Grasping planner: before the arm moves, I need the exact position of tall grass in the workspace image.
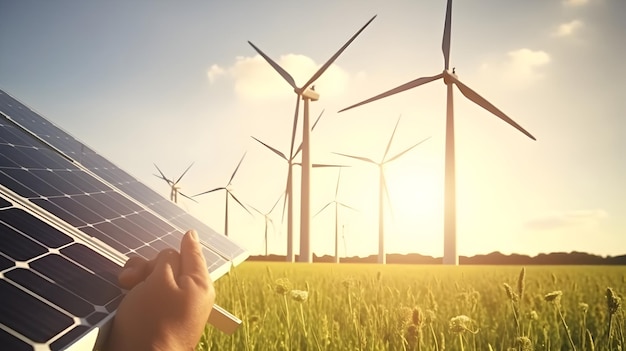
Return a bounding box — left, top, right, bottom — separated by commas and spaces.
198, 263, 625, 351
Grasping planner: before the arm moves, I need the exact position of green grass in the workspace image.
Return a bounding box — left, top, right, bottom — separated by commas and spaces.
198, 262, 625, 351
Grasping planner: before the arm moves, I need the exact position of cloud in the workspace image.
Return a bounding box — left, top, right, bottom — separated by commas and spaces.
562, 0, 589, 6
524, 209, 608, 231
552, 20, 584, 37
207, 64, 225, 84
479, 48, 551, 88
207, 54, 350, 100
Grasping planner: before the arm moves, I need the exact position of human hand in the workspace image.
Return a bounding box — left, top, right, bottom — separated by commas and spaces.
104, 229, 215, 351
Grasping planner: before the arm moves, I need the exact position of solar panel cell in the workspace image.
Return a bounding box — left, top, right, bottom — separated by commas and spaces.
0, 208, 73, 248
0, 280, 73, 343
0, 222, 47, 261
0, 327, 31, 351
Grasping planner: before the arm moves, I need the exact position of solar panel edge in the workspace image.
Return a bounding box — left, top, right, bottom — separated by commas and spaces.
0, 90, 249, 268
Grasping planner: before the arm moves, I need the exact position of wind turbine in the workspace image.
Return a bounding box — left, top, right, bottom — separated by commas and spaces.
193, 153, 251, 237
153, 162, 196, 204
251, 110, 324, 262
334, 117, 430, 264
249, 194, 283, 257
313, 168, 357, 264
248, 15, 376, 263
339, 0, 536, 265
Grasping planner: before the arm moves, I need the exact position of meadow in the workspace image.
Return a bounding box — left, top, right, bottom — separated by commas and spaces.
199, 262, 625, 351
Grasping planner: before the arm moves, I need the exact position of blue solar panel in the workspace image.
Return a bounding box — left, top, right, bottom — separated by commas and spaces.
0, 89, 248, 350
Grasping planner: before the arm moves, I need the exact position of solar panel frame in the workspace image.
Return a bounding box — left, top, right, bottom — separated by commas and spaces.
0, 89, 249, 350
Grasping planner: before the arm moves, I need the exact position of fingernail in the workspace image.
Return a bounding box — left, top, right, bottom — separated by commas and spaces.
189, 229, 199, 242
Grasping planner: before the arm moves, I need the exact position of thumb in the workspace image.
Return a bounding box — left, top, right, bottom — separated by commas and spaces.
180, 230, 210, 284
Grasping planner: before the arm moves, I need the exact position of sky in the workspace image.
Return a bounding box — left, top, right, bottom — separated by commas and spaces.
0, 0, 624, 259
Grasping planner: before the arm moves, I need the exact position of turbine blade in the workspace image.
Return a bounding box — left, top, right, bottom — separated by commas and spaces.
230, 192, 252, 216
442, 0, 453, 70
313, 202, 333, 218
175, 162, 194, 185
248, 204, 264, 216
337, 202, 358, 212
228, 152, 247, 185
311, 163, 348, 168
251, 136, 288, 161
451, 76, 536, 140
311, 109, 325, 131
270, 194, 283, 213
339, 73, 444, 113
335, 168, 342, 198
153, 173, 173, 185
333, 152, 376, 164
179, 192, 198, 203
386, 136, 431, 164
383, 116, 402, 161
301, 15, 377, 91
153, 164, 172, 184
280, 169, 290, 224
247, 41, 297, 90
192, 187, 225, 197
289, 96, 300, 158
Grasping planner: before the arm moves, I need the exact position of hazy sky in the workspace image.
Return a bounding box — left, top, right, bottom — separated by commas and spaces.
1, 0, 624, 259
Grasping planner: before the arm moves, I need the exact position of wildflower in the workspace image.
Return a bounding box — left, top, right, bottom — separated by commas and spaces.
290, 289, 309, 303
528, 310, 539, 320
515, 336, 533, 351
449, 315, 478, 334
579, 302, 589, 314
544, 290, 562, 303
606, 287, 621, 315
274, 278, 292, 295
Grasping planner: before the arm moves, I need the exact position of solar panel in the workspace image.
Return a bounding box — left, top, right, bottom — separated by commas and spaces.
0, 89, 248, 350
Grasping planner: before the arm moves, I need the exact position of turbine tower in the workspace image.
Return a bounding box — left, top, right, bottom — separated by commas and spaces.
251, 110, 325, 262
193, 153, 251, 237
339, 0, 535, 265
313, 168, 357, 264
334, 117, 430, 264
248, 15, 376, 263
153, 162, 195, 204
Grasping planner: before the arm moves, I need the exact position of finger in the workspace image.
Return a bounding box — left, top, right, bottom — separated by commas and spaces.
147, 248, 181, 288
179, 230, 210, 285
118, 256, 149, 289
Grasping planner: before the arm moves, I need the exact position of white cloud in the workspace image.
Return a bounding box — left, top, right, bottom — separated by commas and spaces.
562, 0, 589, 6
552, 20, 584, 37
479, 48, 551, 88
207, 64, 225, 84
209, 54, 350, 100
524, 209, 608, 231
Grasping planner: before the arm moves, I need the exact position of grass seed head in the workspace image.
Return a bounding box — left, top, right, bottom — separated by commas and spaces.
411, 307, 423, 328
544, 290, 562, 303
515, 336, 532, 351
606, 287, 621, 315
449, 315, 478, 334
503, 283, 519, 303
517, 267, 526, 299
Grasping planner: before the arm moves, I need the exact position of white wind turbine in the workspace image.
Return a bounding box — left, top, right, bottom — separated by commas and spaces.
251, 110, 324, 262
248, 15, 376, 263
334, 117, 430, 264
153, 162, 196, 204
249, 194, 283, 257
313, 168, 357, 264
193, 153, 251, 237
339, 0, 536, 265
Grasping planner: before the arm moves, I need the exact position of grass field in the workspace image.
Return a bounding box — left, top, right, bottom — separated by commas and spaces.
199, 262, 625, 351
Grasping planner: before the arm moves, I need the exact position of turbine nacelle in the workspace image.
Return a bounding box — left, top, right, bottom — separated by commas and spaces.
442, 69, 458, 85
300, 87, 320, 101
